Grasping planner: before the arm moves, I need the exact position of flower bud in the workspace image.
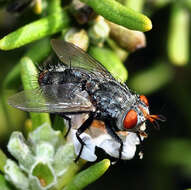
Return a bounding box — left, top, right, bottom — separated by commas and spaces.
64, 28, 89, 51
107, 20, 146, 52
88, 16, 110, 47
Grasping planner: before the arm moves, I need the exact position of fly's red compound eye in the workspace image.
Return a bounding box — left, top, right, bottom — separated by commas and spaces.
123, 110, 138, 129
140, 95, 149, 106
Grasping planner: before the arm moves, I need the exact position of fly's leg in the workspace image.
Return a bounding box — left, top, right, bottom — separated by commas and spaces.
62, 115, 72, 138
137, 132, 142, 143
136, 131, 145, 159
136, 121, 147, 159
57, 113, 72, 138
75, 112, 94, 162
105, 120, 123, 161
59, 111, 90, 138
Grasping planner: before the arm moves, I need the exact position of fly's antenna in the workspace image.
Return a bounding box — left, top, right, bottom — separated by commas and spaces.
139, 106, 166, 131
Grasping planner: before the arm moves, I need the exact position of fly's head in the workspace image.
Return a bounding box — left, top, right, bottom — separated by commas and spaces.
118, 95, 165, 136
38, 69, 50, 86
38, 69, 61, 86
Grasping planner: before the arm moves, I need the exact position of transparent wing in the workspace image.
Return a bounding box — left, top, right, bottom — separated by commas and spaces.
51, 39, 113, 78
8, 83, 94, 113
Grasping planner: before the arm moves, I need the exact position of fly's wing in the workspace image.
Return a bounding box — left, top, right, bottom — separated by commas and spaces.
8, 83, 94, 113
51, 39, 113, 78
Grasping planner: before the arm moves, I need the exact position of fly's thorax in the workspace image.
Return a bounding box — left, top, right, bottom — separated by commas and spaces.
85, 79, 99, 95
88, 81, 131, 118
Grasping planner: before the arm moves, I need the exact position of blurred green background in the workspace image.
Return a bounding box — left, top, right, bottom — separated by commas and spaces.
0, 0, 191, 190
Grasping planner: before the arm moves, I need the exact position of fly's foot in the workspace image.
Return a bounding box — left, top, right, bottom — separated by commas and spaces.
74, 132, 86, 162
74, 141, 85, 163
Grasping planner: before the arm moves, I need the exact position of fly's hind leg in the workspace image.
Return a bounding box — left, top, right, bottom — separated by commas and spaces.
58, 114, 72, 138
62, 115, 72, 138
75, 112, 94, 162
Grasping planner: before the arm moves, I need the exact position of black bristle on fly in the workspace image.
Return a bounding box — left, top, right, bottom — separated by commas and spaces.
36, 56, 63, 73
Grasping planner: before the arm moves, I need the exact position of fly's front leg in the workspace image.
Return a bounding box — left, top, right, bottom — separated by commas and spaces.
105, 119, 123, 161
75, 112, 95, 162
136, 131, 146, 159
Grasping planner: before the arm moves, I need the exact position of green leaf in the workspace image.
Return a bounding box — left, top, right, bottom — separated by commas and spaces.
28, 123, 64, 148
128, 62, 174, 95
0, 149, 7, 173
0, 174, 12, 190
25, 38, 51, 63
47, 0, 62, 14
53, 115, 67, 133
125, 0, 144, 12
4, 159, 30, 190
80, 0, 152, 31
20, 57, 51, 129
0, 10, 70, 50
3, 38, 51, 90
63, 159, 110, 190
7, 132, 35, 172
51, 143, 84, 189
167, 3, 190, 66
89, 46, 128, 82
106, 38, 128, 62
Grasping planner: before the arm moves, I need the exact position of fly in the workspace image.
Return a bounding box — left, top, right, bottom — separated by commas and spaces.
8, 39, 165, 161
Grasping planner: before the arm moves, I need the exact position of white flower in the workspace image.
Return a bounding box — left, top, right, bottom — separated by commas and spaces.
71, 130, 97, 162
68, 122, 145, 162
94, 132, 140, 160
